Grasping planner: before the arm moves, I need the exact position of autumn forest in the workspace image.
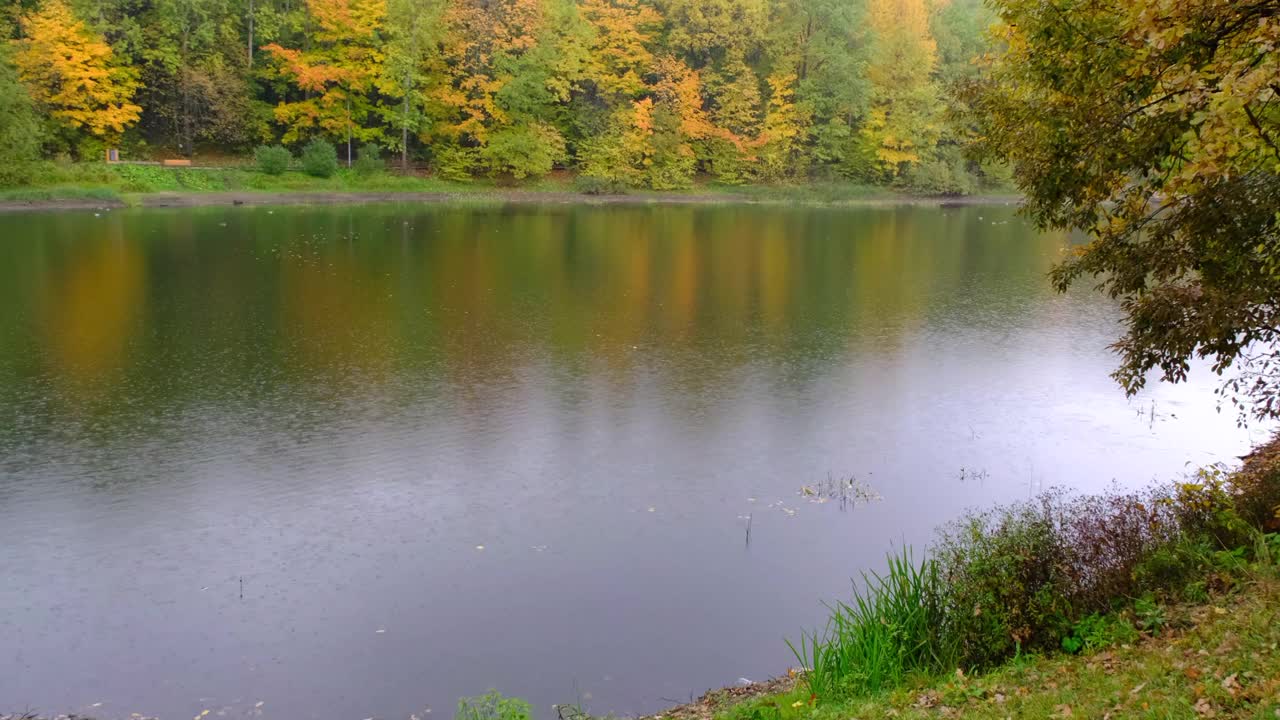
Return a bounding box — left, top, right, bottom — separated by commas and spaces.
0, 0, 1000, 191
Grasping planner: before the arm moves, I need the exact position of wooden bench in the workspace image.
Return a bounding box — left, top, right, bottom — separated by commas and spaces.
162, 159, 193, 167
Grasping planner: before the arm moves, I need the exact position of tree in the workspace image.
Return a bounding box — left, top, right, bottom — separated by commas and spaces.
0, 45, 41, 185
379, 0, 443, 170
642, 54, 717, 188
765, 0, 871, 175
139, 0, 259, 154
263, 0, 387, 164
962, 0, 1280, 421
11, 0, 141, 148
579, 0, 661, 102
755, 71, 807, 181
861, 0, 941, 175
929, 0, 993, 85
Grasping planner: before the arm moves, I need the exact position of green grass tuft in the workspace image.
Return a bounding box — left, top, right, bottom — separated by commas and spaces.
788, 548, 954, 699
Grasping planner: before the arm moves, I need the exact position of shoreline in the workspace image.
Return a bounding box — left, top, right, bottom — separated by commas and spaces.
0, 189, 1021, 213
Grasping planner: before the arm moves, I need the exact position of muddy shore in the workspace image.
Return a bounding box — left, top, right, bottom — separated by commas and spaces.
0, 190, 1020, 213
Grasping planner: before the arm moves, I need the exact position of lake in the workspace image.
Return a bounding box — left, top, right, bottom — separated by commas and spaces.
0, 202, 1260, 720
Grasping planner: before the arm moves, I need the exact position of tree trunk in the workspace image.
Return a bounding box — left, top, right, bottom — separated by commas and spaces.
180, 31, 193, 156
247, 0, 254, 67
402, 93, 409, 173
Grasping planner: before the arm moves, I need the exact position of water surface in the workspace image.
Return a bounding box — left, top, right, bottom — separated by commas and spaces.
0, 203, 1258, 719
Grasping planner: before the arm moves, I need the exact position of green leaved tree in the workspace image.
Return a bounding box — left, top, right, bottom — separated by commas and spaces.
962, 0, 1280, 421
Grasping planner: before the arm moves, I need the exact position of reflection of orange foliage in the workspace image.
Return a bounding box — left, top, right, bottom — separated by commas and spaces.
756, 223, 790, 329
667, 224, 699, 334
43, 237, 145, 384
279, 251, 394, 377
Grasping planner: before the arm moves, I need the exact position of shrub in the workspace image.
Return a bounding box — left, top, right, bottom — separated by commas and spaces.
300, 138, 338, 178
254, 145, 291, 175
479, 122, 566, 180
1230, 438, 1280, 532
1052, 487, 1181, 608
934, 500, 1073, 667
1060, 612, 1138, 654
702, 137, 751, 186
456, 691, 532, 720
352, 144, 383, 176
574, 175, 628, 196
645, 107, 696, 190
433, 144, 479, 182
897, 154, 977, 197
577, 123, 643, 188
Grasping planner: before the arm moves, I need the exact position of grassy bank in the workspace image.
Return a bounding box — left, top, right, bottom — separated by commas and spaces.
0, 161, 1017, 210
700, 573, 1280, 720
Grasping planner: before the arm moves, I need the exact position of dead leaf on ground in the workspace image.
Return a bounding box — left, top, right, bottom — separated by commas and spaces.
913, 691, 939, 708
1054, 704, 1072, 717
1194, 697, 1215, 717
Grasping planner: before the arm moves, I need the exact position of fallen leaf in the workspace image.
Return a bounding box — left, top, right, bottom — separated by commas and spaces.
1221, 674, 1240, 695
914, 691, 939, 709
1054, 704, 1072, 717
1129, 682, 1147, 695
1194, 698, 1215, 717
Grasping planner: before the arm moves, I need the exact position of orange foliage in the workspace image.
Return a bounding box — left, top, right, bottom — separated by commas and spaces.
12, 0, 141, 138
263, 0, 387, 143
432, 0, 546, 142
580, 0, 662, 100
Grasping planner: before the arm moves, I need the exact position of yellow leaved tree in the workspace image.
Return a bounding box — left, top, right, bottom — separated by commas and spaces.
262, 0, 388, 163
12, 0, 141, 148
862, 0, 942, 174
